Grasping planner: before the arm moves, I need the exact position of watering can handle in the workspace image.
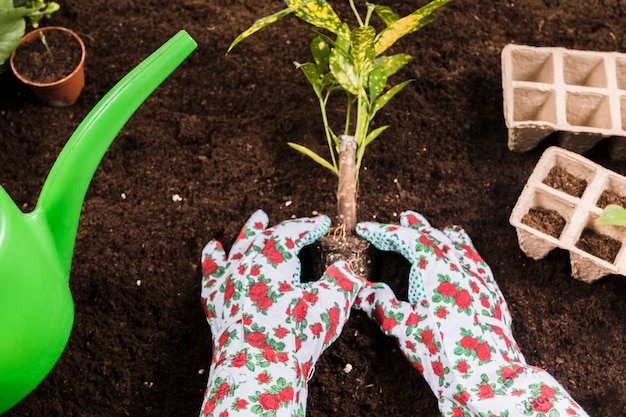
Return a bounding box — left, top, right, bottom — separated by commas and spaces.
32, 30, 198, 277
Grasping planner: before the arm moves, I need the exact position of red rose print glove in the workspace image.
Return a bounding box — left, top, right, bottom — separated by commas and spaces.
199, 210, 364, 417
354, 211, 589, 417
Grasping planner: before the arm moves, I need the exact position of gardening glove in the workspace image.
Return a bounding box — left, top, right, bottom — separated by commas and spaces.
354, 211, 589, 417
199, 210, 364, 417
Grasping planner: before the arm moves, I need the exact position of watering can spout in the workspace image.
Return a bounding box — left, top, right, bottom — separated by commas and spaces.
0, 30, 197, 415
34, 30, 198, 277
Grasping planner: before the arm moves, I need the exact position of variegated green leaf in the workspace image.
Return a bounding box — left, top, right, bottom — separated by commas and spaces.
376, 53, 413, 77
288, 142, 338, 174
351, 26, 376, 73
294, 61, 323, 97
310, 35, 330, 73
368, 65, 387, 102
373, 5, 399, 26
364, 125, 390, 146
374, 0, 451, 55
335, 23, 352, 54
228, 7, 293, 53
329, 48, 358, 95
369, 53, 412, 101
372, 79, 412, 115
285, 0, 345, 35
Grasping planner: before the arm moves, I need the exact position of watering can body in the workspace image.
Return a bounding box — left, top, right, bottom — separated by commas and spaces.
0, 30, 197, 415
0, 199, 74, 412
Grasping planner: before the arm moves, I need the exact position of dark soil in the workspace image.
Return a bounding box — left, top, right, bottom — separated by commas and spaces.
12, 29, 82, 83
1, 0, 626, 416
576, 229, 622, 264
543, 165, 588, 197
522, 207, 566, 239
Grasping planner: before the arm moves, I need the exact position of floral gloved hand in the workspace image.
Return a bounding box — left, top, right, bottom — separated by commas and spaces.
354, 211, 589, 417
199, 210, 364, 417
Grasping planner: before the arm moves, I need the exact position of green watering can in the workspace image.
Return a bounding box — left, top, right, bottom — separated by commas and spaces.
0, 30, 197, 414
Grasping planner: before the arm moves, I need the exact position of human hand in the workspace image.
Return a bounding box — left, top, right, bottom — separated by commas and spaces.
355, 211, 589, 417
199, 210, 364, 416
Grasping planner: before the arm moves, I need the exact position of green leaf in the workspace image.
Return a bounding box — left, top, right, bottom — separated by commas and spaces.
334, 23, 351, 54
598, 204, 626, 226
329, 48, 358, 95
377, 53, 413, 77
288, 142, 338, 174
372, 79, 412, 115
363, 125, 389, 146
368, 54, 411, 101
284, 0, 345, 35
310, 35, 330, 73
374, 0, 451, 55
228, 6, 294, 53
350, 26, 376, 73
0, 11, 25, 66
294, 61, 323, 97
368, 64, 387, 102
373, 5, 400, 26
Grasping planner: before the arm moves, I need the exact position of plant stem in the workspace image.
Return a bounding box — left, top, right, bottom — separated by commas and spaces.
337, 135, 357, 231
348, 0, 364, 27
319, 91, 338, 171
353, 81, 369, 183
39, 31, 52, 55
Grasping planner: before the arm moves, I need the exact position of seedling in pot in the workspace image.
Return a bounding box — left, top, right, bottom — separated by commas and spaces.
228, 0, 451, 233
0, 0, 59, 71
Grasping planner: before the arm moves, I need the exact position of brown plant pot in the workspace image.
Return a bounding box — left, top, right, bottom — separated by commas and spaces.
10, 26, 86, 107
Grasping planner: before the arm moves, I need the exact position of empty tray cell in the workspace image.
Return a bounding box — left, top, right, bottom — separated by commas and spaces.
565, 92, 611, 130
574, 213, 624, 264
621, 95, 626, 130
517, 188, 575, 239
616, 57, 626, 90
540, 151, 596, 197
510, 48, 555, 83
563, 53, 607, 88
513, 87, 557, 123
596, 174, 626, 209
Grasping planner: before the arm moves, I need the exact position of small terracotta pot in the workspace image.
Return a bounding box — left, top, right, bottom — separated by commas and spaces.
10, 26, 86, 107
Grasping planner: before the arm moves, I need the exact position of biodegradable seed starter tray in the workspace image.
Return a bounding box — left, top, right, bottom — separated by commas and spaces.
510, 146, 626, 282
502, 44, 626, 159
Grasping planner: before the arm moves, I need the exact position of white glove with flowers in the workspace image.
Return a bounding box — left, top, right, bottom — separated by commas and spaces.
354, 211, 589, 417
199, 210, 364, 417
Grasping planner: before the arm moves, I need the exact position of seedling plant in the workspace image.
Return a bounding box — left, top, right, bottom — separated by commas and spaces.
229, 0, 451, 231
0, 0, 59, 71
599, 204, 626, 226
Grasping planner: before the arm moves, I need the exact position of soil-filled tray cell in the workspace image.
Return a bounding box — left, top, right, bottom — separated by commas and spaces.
513, 87, 557, 123
574, 214, 625, 265
539, 151, 595, 198
596, 174, 626, 209
515, 188, 576, 238
510, 48, 554, 83
521, 206, 567, 239
563, 53, 607, 88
